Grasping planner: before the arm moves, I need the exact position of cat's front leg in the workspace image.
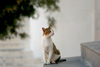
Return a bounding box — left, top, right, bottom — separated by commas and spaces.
43, 51, 46, 64
47, 50, 53, 64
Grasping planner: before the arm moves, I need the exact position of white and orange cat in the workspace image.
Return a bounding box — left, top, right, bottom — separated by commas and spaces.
41, 26, 66, 64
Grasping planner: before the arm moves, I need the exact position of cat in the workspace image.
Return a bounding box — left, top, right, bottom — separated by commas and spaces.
41, 26, 66, 64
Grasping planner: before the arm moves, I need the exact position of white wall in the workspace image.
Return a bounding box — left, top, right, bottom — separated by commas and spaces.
30, 9, 48, 58
30, 0, 94, 58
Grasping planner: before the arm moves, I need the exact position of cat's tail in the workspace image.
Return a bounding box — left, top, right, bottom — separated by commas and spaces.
55, 56, 66, 63
59, 59, 66, 62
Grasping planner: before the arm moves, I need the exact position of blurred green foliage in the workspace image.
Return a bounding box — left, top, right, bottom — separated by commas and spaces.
0, 0, 59, 40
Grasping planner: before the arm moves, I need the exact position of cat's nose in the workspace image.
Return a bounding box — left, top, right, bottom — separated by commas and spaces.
52, 32, 54, 35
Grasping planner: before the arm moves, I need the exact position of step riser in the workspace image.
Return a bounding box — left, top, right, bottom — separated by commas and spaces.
0, 43, 29, 50
0, 59, 38, 63
0, 44, 29, 50
0, 51, 33, 57
81, 43, 100, 67
0, 65, 42, 67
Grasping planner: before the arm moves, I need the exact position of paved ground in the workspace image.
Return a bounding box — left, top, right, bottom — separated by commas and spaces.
44, 56, 91, 67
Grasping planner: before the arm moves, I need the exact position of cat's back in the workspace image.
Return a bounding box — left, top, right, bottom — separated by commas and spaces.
53, 43, 60, 55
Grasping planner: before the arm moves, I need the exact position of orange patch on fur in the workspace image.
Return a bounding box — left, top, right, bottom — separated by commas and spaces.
42, 27, 51, 36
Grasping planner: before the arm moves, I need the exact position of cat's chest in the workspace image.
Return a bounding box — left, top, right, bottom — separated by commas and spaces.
41, 37, 53, 48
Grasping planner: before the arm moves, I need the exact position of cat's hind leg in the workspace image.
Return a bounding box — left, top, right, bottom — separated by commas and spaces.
55, 56, 61, 63
51, 54, 61, 64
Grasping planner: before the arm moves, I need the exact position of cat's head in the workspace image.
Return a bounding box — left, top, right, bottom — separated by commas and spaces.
42, 26, 54, 37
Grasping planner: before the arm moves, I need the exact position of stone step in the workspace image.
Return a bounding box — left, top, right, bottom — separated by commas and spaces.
44, 56, 91, 67
0, 65, 43, 67
0, 51, 33, 58
0, 43, 29, 50
0, 58, 42, 64
0, 64, 43, 67
81, 41, 100, 67
0, 66, 42, 67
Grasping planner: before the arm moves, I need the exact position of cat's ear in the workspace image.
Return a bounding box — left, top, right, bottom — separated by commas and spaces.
42, 27, 45, 32
49, 25, 51, 28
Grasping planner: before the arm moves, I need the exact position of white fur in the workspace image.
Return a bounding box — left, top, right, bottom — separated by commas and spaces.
41, 29, 60, 64
41, 36, 53, 64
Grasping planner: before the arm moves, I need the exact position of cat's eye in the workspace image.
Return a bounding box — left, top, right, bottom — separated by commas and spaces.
50, 31, 51, 32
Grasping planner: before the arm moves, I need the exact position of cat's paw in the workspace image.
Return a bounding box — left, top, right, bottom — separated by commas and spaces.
44, 63, 47, 65
47, 61, 50, 64
43, 61, 47, 65
51, 61, 55, 64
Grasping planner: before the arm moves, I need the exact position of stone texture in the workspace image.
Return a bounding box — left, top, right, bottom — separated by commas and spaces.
0, 51, 33, 58
0, 43, 29, 50
81, 41, 100, 67
44, 57, 91, 67
95, 0, 100, 41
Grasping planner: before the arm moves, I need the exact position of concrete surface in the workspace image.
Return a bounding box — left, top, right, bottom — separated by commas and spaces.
81, 41, 100, 67
44, 56, 91, 67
